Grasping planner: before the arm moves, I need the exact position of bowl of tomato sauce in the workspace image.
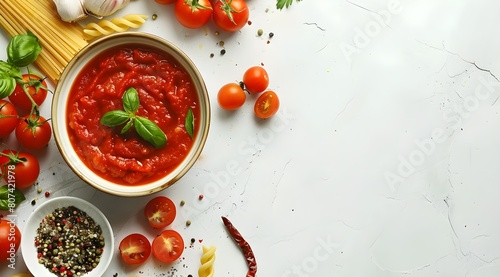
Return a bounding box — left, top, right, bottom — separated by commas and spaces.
52, 33, 210, 196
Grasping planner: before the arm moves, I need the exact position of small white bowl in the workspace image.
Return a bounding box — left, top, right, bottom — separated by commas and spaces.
52, 32, 210, 196
21, 196, 114, 277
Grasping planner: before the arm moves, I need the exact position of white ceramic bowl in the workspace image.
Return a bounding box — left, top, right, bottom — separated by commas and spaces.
52, 32, 210, 196
21, 196, 114, 277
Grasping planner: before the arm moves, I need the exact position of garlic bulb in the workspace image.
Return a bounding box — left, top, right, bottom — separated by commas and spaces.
85, 0, 130, 17
52, 0, 87, 22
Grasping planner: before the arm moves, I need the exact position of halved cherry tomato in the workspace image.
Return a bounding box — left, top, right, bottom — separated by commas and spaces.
254, 91, 280, 119
0, 100, 18, 138
217, 83, 246, 110
9, 73, 48, 114
175, 0, 213, 29
144, 196, 176, 229
152, 230, 184, 263
15, 114, 52, 149
0, 149, 40, 189
119, 233, 151, 265
243, 66, 269, 94
155, 0, 176, 4
213, 0, 249, 32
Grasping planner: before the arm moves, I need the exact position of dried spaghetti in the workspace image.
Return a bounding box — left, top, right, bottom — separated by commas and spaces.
0, 0, 88, 83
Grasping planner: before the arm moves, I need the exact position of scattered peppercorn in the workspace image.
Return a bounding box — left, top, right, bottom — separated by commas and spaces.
248, 20, 252, 25
45, 191, 50, 198
191, 238, 195, 244
269, 32, 274, 38
180, 200, 185, 206
220, 49, 226, 55
37, 187, 42, 193
186, 220, 191, 226
218, 41, 225, 47
210, 53, 214, 58
257, 29, 263, 36
198, 194, 204, 200
215, 31, 220, 36
152, 14, 158, 20
31, 199, 36, 205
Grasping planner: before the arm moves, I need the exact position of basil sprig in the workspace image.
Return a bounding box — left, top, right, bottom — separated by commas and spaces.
100, 87, 167, 148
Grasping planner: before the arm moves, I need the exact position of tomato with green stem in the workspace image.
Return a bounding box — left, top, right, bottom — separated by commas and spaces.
0, 219, 21, 262
119, 233, 151, 265
152, 229, 184, 263
144, 196, 176, 229
0, 100, 18, 138
243, 66, 269, 94
15, 114, 52, 149
213, 0, 249, 32
175, 0, 213, 29
217, 83, 246, 110
9, 73, 48, 114
254, 91, 280, 119
0, 149, 40, 189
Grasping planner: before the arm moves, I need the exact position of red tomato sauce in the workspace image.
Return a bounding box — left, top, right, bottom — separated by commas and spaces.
67, 44, 200, 185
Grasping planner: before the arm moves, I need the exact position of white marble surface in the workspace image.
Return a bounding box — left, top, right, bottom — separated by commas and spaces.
2, 0, 500, 276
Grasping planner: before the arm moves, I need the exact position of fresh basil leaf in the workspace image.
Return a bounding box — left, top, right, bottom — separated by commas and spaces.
0, 72, 16, 99
185, 108, 194, 138
0, 186, 26, 211
135, 116, 167, 148
121, 118, 134, 134
123, 87, 139, 114
0, 60, 22, 79
7, 32, 42, 67
100, 110, 130, 127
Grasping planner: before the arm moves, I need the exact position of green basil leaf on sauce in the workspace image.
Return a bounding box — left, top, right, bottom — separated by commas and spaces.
135, 116, 167, 148
123, 87, 139, 114
0, 185, 26, 211
185, 108, 194, 138
100, 110, 130, 127
121, 119, 134, 134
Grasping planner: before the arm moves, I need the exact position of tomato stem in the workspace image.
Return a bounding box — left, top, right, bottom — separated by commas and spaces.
16, 71, 48, 116
219, 0, 241, 25
0, 150, 27, 165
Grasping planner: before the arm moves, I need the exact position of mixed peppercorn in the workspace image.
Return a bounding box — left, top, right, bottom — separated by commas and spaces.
35, 206, 104, 276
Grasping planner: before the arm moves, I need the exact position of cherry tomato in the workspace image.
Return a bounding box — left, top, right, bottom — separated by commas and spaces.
0, 150, 40, 189
152, 229, 184, 263
213, 0, 249, 32
243, 66, 269, 94
254, 91, 280, 119
0, 100, 18, 138
155, 0, 176, 4
15, 114, 52, 149
175, 0, 213, 29
217, 83, 246, 110
144, 196, 176, 229
0, 219, 21, 262
119, 233, 151, 265
9, 73, 48, 114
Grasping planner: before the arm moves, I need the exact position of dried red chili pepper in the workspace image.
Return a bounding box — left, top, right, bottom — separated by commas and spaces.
221, 216, 257, 277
